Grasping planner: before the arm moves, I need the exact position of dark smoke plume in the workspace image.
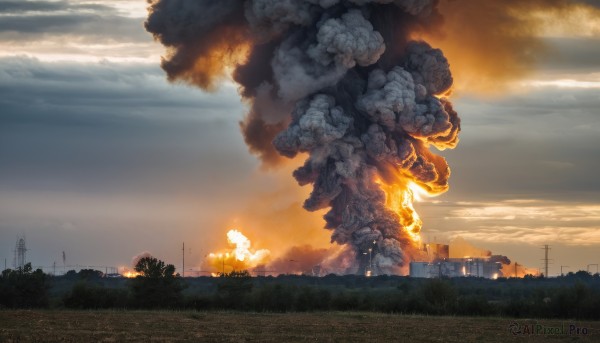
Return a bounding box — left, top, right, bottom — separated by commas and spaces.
267, 245, 330, 275
146, 0, 459, 275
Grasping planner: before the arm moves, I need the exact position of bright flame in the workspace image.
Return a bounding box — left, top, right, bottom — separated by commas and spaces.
123, 271, 141, 278
119, 267, 141, 278
501, 262, 540, 278
205, 229, 271, 273
379, 181, 425, 244
227, 229, 269, 262
408, 181, 433, 202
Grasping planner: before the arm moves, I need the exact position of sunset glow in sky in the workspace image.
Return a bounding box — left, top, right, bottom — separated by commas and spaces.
1, 0, 599, 276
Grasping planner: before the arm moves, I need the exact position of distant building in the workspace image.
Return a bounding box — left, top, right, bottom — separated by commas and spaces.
410, 258, 501, 279
105, 273, 123, 278
410, 242, 502, 279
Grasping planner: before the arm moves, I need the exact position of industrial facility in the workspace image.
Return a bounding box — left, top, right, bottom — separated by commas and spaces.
409, 242, 503, 279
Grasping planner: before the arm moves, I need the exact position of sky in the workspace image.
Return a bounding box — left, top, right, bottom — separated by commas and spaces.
0, 0, 599, 276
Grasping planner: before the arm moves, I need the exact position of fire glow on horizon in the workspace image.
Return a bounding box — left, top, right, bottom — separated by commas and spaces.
206, 229, 270, 274
118, 268, 141, 278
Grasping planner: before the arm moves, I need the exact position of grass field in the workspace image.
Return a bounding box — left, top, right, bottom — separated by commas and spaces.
0, 310, 597, 342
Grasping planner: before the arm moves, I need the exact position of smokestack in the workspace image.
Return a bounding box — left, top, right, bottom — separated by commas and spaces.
146, 0, 461, 275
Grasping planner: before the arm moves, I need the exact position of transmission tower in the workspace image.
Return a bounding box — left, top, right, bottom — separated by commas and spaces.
13, 237, 27, 270
541, 245, 552, 277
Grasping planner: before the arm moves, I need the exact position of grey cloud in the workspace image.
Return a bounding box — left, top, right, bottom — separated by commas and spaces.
0, 56, 241, 123
0, 0, 66, 12
442, 88, 600, 203
0, 1, 147, 42
0, 51, 291, 273
0, 56, 252, 195
0, 0, 109, 14
539, 37, 600, 72
0, 15, 147, 42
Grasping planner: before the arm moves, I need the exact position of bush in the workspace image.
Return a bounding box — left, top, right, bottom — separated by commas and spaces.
420, 279, 457, 315
331, 292, 360, 311
294, 286, 331, 311
215, 270, 253, 310
252, 284, 296, 312
185, 295, 214, 310
63, 282, 128, 309
456, 295, 495, 316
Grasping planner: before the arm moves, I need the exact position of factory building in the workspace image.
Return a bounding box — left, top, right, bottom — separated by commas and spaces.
409, 258, 501, 279
409, 243, 503, 279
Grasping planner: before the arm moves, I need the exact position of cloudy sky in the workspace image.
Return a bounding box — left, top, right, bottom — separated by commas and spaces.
1, 0, 599, 276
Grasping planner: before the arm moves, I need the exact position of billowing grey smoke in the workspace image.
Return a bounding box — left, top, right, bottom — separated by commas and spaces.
146, 0, 460, 275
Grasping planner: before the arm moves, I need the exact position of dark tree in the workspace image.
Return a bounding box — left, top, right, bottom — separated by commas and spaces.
134, 257, 176, 278
0, 263, 50, 308
129, 256, 184, 308
78, 269, 104, 280
64, 270, 78, 279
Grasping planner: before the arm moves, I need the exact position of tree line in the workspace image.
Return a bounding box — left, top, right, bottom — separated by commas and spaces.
2, 257, 600, 319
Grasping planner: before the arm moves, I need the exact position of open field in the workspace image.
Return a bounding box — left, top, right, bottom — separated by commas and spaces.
0, 310, 597, 342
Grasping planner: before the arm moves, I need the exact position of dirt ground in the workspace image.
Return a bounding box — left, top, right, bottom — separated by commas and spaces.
0, 310, 597, 342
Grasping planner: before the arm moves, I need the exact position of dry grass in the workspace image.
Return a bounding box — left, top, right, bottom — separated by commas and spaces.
0, 310, 597, 342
